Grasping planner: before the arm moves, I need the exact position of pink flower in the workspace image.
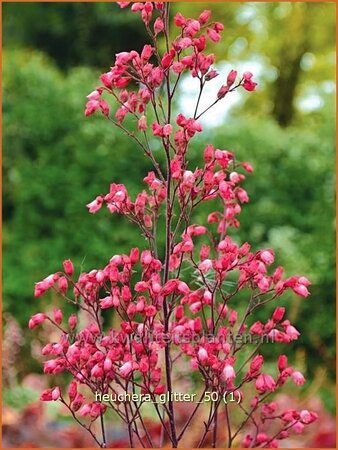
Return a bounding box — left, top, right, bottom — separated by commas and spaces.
68, 314, 77, 330
255, 373, 276, 393
249, 354, 264, 374
28, 313, 46, 329
260, 249, 275, 265
84, 99, 100, 117
117, 2, 130, 8
272, 306, 285, 322
238, 71, 257, 91
163, 124, 173, 136
86, 89, 102, 101
207, 28, 221, 43
100, 295, 114, 309
300, 410, 318, 424
226, 69, 237, 87
197, 348, 208, 363
199, 10, 211, 25
293, 284, 310, 298
68, 381, 77, 401
86, 196, 103, 214
154, 17, 164, 34
174, 12, 186, 27
53, 309, 63, 325
285, 325, 300, 340
162, 50, 175, 69
40, 387, 60, 401
217, 85, 229, 99
292, 371, 306, 386
278, 355, 288, 371
63, 259, 74, 276
141, 44, 153, 61
222, 364, 236, 382
119, 361, 133, 377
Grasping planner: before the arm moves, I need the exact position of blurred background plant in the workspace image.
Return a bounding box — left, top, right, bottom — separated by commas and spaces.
3, 2, 335, 447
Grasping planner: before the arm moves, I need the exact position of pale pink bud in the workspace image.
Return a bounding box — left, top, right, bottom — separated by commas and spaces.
198, 259, 213, 273
298, 276, 311, 286
190, 301, 202, 314
163, 124, 173, 136
86, 89, 101, 101
86, 196, 103, 214
300, 409, 318, 424
182, 170, 195, 187
222, 364, 236, 382
40, 387, 60, 402
260, 249, 275, 265
177, 281, 190, 295
104, 357, 113, 372
197, 348, 208, 363
51, 386, 61, 401
119, 361, 133, 377
286, 325, 300, 340
293, 284, 310, 298
91, 364, 104, 378
78, 404, 92, 417
292, 371, 306, 386
293, 422, 305, 434
138, 115, 147, 131
100, 295, 114, 309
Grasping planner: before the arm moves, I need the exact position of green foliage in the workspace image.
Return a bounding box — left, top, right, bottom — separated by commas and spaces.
3, 3, 149, 70
3, 50, 154, 327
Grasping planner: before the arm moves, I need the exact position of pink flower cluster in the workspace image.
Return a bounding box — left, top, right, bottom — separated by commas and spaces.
31, 3, 316, 448
85, 5, 256, 122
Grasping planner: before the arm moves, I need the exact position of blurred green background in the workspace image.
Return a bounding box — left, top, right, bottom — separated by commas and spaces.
2, 1, 336, 443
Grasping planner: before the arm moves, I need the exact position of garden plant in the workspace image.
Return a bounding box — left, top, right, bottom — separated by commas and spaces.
30, 3, 318, 448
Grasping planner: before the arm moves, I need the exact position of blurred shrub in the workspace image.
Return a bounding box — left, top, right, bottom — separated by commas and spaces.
187, 108, 335, 381
3, 49, 155, 329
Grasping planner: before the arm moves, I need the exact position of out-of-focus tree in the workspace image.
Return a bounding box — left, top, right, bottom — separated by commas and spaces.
3, 2, 149, 70
175, 2, 335, 126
